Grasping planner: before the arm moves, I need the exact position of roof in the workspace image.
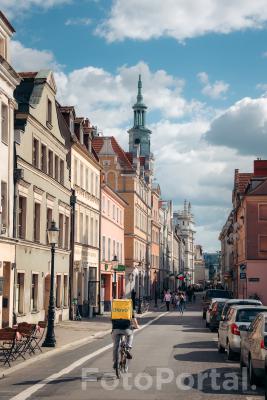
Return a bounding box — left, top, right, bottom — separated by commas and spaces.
234, 171, 253, 194
0, 11, 15, 33
93, 136, 133, 170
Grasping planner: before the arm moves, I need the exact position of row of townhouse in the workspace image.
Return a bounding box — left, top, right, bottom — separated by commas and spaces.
0, 11, 201, 327
219, 159, 267, 305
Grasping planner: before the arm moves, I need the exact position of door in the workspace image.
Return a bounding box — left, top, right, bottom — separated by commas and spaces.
2, 262, 11, 327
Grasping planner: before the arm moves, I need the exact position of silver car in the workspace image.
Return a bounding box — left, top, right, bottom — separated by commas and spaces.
218, 305, 267, 360
220, 299, 262, 322
240, 312, 267, 386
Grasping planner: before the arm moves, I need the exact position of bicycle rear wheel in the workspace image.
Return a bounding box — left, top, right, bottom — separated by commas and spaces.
115, 361, 121, 379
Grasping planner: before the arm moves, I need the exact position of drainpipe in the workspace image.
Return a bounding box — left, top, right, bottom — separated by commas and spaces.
69, 189, 76, 320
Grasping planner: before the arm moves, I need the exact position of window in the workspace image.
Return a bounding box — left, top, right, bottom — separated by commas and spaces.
113, 240, 115, 259
31, 274, 38, 311
80, 163, 84, 188
33, 138, 39, 168
120, 210, 122, 225
74, 210, 78, 242
41, 144, 47, 173
46, 208, 52, 244
47, 98, 52, 125
91, 172, 94, 195
113, 205, 115, 219
1, 103, 8, 145
102, 196, 105, 213
1, 181, 7, 232
108, 238, 111, 261
95, 175, 99, 198
17, 272, 25, 314
79, 213, 83, 244
116, 207, 119, 223
60, 160, 64, 185
65, 216, 69, 249
120, 243, 122, 263
59, 213, 64, 248
107, 200, 110, 216
95, 219, 98, 247
102, 236, 106, 261
85, 168, 89, 191
85, 215, 89, 245
54, 155, 59, 181
117, 242, 119, 261
18, 196, 27, 239
259, 235, 267, 252
56, 275, 62, 308
0, 38, 5, 58
259, 204, 267, 221
63, 275, 68, 307
33, 203, 41, 242
48, 150, 53, 177
90, 217, 94, 245
74, 158, 78, 184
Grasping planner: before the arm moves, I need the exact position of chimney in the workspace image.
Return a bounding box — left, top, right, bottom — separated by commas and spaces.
254, 159, 267, 177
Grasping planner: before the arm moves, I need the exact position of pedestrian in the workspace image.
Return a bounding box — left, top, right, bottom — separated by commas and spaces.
131, 288, 136, 310
178, 292, 185, 315
164, 290, 171, 311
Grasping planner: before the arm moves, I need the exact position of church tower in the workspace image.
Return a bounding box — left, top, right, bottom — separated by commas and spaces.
128, 75, 152, 158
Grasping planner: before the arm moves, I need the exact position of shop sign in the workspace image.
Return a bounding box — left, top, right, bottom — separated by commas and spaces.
113, 264, 126, 272
248, 277, 260, 282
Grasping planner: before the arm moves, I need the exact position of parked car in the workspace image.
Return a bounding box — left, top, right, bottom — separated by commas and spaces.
221, 299, 262, 322
209, 300, 227, 332
206, 298, 226, 328
240, 312, 267, 386
218, 305, 267, 360
202, 289, 233, 319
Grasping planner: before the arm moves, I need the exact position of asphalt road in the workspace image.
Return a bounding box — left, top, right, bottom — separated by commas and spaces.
0, 302, 265, 400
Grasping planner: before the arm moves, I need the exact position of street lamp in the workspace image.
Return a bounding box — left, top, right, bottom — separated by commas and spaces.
138, 261, 143, 314
112, 255, 118, 299
42, 221, 59, 348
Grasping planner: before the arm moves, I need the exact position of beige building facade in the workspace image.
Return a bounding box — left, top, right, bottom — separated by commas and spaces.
0, 12, 21, 328
14, 70, 71, 324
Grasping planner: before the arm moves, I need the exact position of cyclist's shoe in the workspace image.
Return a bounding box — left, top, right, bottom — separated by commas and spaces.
126, 349, 133, 359
113, 362, 117, 369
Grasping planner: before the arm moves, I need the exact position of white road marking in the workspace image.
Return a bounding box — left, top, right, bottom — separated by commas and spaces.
246, 397, 264, 400
10, 311, 168, 400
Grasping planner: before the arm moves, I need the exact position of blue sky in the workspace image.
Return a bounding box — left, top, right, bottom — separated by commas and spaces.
4, 0, 267, 251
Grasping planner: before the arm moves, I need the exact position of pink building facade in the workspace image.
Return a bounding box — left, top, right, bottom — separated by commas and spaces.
100, 184, 126, 311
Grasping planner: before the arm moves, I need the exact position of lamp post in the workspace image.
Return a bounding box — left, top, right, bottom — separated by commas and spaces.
138, 261, 143, 314
42, 221, 59, 348
112, 255, 118, 299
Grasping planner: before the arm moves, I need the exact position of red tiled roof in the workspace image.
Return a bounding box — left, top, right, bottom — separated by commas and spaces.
18, 72, 38, 78
92, 137, 104, 153
92, 136, 133, 169
125, 152, 133, 164
236, 173, 253, 194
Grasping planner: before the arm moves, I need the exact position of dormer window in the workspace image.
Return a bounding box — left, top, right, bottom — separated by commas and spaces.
47, 98, 52, 128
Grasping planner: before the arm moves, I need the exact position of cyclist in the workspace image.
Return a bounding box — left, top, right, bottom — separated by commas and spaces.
112, 300, 140, 369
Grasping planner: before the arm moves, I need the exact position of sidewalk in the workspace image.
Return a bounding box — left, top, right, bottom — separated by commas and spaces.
0, 301, 164, 377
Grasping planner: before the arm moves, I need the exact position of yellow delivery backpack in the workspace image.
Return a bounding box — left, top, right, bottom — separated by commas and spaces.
111, 299, 132, 320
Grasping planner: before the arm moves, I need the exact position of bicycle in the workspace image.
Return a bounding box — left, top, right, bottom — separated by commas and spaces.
114, 334, 130, 379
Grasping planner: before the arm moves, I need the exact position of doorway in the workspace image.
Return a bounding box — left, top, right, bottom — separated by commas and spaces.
2, 262, 11, 327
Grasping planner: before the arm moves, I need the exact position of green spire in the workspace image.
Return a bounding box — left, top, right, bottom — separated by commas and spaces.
137, 74, 143, 104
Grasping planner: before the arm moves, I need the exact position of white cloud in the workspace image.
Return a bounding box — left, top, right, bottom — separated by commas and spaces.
0, 0, 71, 18
96, 0, 267, 42
197, 72, 229, 99
65, 17, 92, 26
55, 61, 203, 131
11, 40, 61, 71
205, 97, 267, 155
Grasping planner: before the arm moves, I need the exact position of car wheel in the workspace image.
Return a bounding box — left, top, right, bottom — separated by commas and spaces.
218, 337, 225, 353
226, 341, 235, 361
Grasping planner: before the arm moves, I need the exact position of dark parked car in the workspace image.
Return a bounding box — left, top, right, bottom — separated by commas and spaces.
202, 289, 233, 319
209, 300, 226, 332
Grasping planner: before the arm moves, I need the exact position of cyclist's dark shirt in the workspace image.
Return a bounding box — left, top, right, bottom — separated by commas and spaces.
112, 310, 135, 330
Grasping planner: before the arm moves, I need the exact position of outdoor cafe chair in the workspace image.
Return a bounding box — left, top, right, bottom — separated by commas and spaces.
0, 328, 17, 367
30, 321, 47, 354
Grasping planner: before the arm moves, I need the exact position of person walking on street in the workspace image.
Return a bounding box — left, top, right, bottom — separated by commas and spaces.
178, 292, 185, 315
164, 290, 171, 311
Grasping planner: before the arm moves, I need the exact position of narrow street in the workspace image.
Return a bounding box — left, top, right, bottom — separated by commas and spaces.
0, 298, 264, 400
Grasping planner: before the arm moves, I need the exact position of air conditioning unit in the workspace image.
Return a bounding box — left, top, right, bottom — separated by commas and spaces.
1, 224, 7, 235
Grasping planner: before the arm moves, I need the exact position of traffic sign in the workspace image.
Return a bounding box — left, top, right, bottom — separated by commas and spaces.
240, 272, 247, 280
